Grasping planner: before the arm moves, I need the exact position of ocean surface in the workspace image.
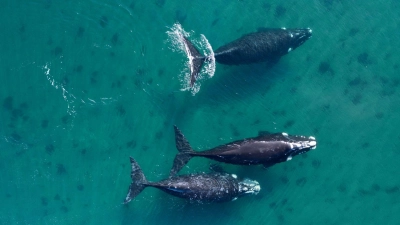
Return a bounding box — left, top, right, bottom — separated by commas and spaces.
1, 0, 399, 224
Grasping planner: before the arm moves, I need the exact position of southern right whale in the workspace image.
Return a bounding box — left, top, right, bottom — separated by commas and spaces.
184, 27, 312, 86
124, 157, 260, 204
170, 126, 317, 177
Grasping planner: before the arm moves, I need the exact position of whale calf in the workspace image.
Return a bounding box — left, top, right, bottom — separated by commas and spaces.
124, 157, 260, 204
170, 126, 317, 177
183, 27, 312, 86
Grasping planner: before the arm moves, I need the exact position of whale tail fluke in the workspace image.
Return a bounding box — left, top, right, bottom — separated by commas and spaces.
124, 157, 148, 204
182, 36, 206, 87
170, 125, 195, 177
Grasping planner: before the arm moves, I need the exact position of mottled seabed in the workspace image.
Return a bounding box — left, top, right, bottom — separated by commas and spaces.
0, 0, 399, 224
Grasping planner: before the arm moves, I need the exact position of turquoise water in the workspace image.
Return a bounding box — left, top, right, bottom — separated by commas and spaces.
1, 0, 399, 224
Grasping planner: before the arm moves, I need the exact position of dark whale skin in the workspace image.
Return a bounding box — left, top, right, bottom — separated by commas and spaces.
149, 173, 241, 202
182, 27, 312, 86
124, 157, 260, 204
214, 28, 312, 65
194, 137, 295, 165
170, 126, 316, 177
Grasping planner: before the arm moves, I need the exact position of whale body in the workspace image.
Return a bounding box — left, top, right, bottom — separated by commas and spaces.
184, 28, 312, 86
214, 28, 312, 65
124, 157, 260, 204
170, 126, 317, 177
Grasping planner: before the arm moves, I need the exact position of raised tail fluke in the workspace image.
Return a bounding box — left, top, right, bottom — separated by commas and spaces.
124, 157, 148, 204
170, 125, 195, 177
181, 36, 206, 87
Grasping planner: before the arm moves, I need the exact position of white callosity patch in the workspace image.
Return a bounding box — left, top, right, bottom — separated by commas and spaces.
309, 141, 317, 149
239, 179, 261, 195
285, 135, 318, 159
289, 140, 317, 150
291, 142, 302, 149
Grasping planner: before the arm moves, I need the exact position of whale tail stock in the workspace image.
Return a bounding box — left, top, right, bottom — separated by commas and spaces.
124, 157, 149, 204
170, 125, 196, 177
181, 36, 206, 87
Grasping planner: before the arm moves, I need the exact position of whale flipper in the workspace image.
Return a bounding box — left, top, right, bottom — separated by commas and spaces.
182, 36, 206, 87
170, 125, 195, 177
124, 157, 148, 204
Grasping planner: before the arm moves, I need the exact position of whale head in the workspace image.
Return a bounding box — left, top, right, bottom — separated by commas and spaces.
284, 133, 317, 160
287, 28, 312, 52
238, 179, 261, 196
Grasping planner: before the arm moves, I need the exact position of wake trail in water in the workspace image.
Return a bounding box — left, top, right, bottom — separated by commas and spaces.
42, 63, 77, 117
41, 62, 119, 129
166, 23, 215, 96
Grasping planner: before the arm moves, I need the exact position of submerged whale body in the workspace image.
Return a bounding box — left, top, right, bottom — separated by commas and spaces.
170, 126, 317, 177
124, 157, 260, 204
185, 27, 312, 86
214, 28, 312, 65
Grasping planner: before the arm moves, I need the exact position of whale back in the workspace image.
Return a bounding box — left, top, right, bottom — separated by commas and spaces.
151, 173, 240, 202
214, 28, 312, 65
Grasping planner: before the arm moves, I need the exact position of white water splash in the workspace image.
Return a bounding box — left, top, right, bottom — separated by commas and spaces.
41, 63, 118, 121
42, 63, 77, 117
166, 23, 215, 95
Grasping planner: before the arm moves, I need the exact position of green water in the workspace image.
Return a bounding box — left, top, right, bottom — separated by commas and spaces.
1, 0, 399, 224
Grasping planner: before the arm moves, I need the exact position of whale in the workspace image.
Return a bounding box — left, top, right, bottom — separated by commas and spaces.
124, 157, 260, 204
170, 126, 317, 177
183, 27, 312, 86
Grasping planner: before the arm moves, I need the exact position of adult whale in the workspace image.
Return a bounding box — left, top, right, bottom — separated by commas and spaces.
170, 126, 317, 177
124, 157, 260, 204
184, 27, 312, 86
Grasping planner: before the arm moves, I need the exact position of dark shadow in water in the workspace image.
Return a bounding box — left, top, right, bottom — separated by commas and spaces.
76, 27, 85, 38
99, 16, 108, 28
3, 96, 13, 111
274, 5, 287, 18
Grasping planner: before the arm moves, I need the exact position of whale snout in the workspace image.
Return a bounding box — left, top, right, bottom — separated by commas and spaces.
298, 28, 312, 39
289, 28, 312, 50
308, 139, 317, 149
239, 179, 261, 195
285, 134, 317, 159
306, 28, 312, 35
